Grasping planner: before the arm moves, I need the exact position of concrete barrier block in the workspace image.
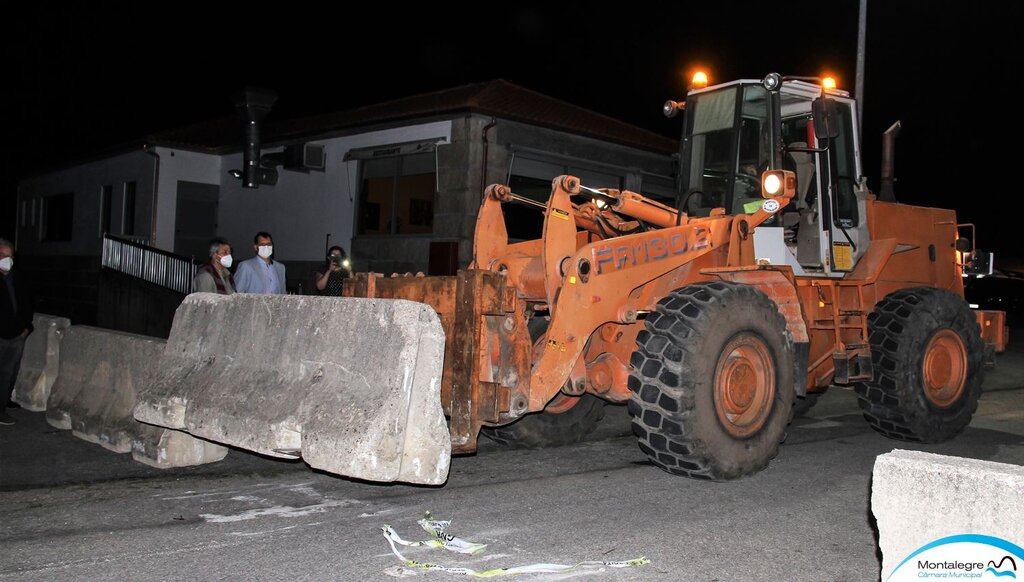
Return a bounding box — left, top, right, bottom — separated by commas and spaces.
46, 327, 164, 451
14, 314, 71, 411
131, 423, 228, 469
136, 293, 450, 485
44, 325, 228, 467
872, 449, 1024, 578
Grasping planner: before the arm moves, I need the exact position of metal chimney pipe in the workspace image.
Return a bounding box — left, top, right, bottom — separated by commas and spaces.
879, 120, 901, 202
232, 88, 278, 189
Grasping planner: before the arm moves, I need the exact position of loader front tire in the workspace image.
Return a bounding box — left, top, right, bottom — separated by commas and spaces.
854, 288, 984, 442
481, 394, 606, 448
628, 282, 795, 480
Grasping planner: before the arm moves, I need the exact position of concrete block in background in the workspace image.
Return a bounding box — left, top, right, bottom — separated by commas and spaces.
135, 293, 449, 485
872, 449, 1024, 578
44, 325, 228, 467
13, 314, 71, 411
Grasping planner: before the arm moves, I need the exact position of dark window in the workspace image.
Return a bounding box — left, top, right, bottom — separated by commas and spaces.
43, 193, 74, 242
831, 103, 859, 227
100, 185, 113, 236
504, 155, 626, 241
358, 153, 435, 235
123, 181, 137, 236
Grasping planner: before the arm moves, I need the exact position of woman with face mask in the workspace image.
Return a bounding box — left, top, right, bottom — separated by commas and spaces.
315, 246, 352, 296
193, 238, 235, 295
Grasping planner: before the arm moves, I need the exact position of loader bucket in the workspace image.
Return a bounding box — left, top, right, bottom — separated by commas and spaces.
134, 293, 450, 485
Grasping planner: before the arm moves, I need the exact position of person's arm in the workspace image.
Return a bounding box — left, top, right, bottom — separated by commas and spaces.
234, 261, 253, 293
16, 273, 34, 336
194, 271, 216, 293
276, 262, 287, 294
315, 270, 329, 291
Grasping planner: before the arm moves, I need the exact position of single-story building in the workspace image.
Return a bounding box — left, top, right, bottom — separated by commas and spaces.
16, 80, 679, 324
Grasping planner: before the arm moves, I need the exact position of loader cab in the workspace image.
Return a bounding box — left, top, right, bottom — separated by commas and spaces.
678, 77, 870, 276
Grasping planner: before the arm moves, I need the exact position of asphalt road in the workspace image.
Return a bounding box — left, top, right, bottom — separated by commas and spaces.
2, 345, 1023, 581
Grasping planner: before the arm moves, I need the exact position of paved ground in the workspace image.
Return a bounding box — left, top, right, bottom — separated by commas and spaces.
2, 342, 1022, 581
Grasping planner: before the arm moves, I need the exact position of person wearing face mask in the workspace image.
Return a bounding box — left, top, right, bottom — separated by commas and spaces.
0, 238, 34, 426
314, 246, 352, 296
234, 231, 287, 294
193, 238, 235, 295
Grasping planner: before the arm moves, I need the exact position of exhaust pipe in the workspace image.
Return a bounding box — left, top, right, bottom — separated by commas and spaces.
232, 88, 278, 189
879, 120, 901, 202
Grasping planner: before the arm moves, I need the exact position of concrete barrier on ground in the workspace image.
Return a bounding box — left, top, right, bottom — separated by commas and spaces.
44, 325, 228, 467
134, 293, 450, 485
13, 314, 71, 411
872, 449, 1024, 579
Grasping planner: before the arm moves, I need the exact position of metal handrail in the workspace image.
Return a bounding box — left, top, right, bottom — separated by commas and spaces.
101, 234, 197, 295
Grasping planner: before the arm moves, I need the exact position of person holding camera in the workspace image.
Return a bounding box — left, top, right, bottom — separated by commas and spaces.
315, 246, 352, 296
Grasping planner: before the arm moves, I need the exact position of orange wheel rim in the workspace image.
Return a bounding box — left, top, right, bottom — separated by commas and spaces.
714, 333, 775, 437
923, 329, 967, 408
544, 393, 581, 414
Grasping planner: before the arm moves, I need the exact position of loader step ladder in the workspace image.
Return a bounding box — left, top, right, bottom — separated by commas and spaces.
808, 280, 874, 385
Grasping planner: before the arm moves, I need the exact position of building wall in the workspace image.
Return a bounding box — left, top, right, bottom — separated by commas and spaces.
217, 120, 453, 279
352, 114, 678, 274
151, 147, 222, 250
16, 149, 157, 256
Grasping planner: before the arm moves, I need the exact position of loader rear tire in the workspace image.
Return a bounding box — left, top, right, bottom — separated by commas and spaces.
628, 282, 795, 480
854, 288, 984, 442
481, 394, 606, 448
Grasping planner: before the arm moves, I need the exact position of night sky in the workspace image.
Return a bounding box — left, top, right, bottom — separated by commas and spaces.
6, 2, 1022, 261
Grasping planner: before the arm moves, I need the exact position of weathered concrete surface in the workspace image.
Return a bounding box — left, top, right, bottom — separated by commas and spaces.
131, 424, 229, 469
12, 314, 71, 411
135, 293, 450, 485
44, 325, 228, 466
872, 449, 1024, 578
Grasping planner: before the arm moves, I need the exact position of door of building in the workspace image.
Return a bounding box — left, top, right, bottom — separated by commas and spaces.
174, 181, 220, 261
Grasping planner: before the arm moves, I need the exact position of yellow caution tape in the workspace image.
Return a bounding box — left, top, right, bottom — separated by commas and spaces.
382, 512, 649, 577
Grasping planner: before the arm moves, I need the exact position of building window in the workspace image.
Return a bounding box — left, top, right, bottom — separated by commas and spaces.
639, 175, 678, 206
358, 152, 435, 235
504, 154, 626, 241
42, 193, 74, 242
100, 185, 113, 237
122, 181, 137, 236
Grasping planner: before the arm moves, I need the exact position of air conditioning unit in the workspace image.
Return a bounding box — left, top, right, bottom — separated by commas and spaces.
284, 143, 326, 172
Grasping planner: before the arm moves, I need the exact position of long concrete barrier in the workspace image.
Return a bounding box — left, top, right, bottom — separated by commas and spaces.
135, 293, 450, 485
872, 450, 1024, 580
13, 314, 71, 411
45, 325, 228, 468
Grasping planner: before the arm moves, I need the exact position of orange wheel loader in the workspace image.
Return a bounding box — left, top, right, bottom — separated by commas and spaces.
343, 73, 1007, 481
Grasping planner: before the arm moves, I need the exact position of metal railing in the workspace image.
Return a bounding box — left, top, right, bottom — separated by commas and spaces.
101, 234, 197, 295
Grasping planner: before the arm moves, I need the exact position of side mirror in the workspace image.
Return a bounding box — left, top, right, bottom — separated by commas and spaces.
955, 238, 973, 253
812, 97, 841, 140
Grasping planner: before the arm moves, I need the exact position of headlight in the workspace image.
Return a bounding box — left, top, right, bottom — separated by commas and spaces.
763, 72, 782, 91
760, 170, 796, 199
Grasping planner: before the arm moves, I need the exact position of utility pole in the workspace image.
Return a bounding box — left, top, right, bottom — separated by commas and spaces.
856, 0, 867, 142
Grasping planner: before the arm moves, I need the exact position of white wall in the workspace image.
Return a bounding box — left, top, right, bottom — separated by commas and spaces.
16, 150, 157, 256
151, 147, 222, 251
217, 121, 452, 262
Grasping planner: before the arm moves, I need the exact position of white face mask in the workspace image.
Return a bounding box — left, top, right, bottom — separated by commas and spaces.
0, 257, 12, 272
219, 254, 233, 268
257, 245, 273, 259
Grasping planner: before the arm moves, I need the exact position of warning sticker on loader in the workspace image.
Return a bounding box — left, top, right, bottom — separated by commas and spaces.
382, 512, 649, 577
550, 208, 571, 221
546, 339, 566, 352
832, 242, 853, 271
